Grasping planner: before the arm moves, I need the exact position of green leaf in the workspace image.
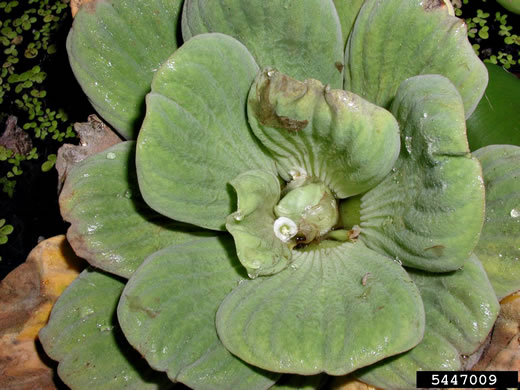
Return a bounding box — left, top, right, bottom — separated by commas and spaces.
216, 241, 425, 375
496, 0, 520, 14
345, 0, 487, 118
359, 75, 484, 272
136, 33, 275, 231
226, 170, 292, 277
0, 223, 13, 235
60, 142, 209, 279
357, 255, 499, 389
39, 268, 173, 390
41, 153, 56, 172
466, 64, 520, 150
473, 145, 520, 299
182, 0, 344, 88
117, 237, 279, 390
333, 0, 366, 49
67, 0, 183, 139
360, 333, 460, 390
247, 69, 400, 198
177, 342, 279, 390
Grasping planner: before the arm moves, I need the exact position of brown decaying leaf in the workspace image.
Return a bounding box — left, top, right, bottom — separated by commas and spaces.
0, 116, 33, 156
0, 235, 86, 390
469, 292, 520, 382
56, 114, 121, 192
70, 0, 95, 17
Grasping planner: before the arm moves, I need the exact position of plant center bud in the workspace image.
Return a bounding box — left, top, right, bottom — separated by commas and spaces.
273, 182, 338, 244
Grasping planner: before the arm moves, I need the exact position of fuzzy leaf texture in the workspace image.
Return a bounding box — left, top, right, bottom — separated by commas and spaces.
67, 0, 184, 139
38, 1, 513, 389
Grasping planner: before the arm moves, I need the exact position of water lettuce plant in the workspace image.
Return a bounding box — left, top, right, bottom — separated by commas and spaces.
39, 0, 520, 389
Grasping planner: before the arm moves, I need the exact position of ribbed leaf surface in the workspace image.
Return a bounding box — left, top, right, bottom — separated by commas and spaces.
217, 242, 425, 375
67, 0, 183, 139
247, 69, 400, 198
60, 142, 209, 278
360, 75, 485, 272
357, 255, 499, 389
117, 237, 279, 390
473, 145, 520, 299
182, 0, 344, 87
39, 269, 172, 390
137, 33, 275, 231
345, 0, 487, 118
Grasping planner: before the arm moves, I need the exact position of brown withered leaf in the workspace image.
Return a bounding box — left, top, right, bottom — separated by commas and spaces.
0, 116, 32, 156
0, 235, 86, 390
444, 292, 520, 390
70, 0, 95, 17
471, 292, 520, 378
56, 114, 121, 192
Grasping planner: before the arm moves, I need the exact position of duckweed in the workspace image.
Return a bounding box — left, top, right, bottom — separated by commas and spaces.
1, 0, 77, 203
1, 0, 79, 254
0, 218, 14, 256
455, 0, 520, 70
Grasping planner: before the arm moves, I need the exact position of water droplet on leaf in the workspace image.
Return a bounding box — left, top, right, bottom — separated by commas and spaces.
97, 323, 113, 332
405, 136, 413, 154
80, 306, 94, 318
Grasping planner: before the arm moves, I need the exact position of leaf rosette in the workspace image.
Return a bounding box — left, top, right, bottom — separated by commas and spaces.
40, 0, 520, 389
